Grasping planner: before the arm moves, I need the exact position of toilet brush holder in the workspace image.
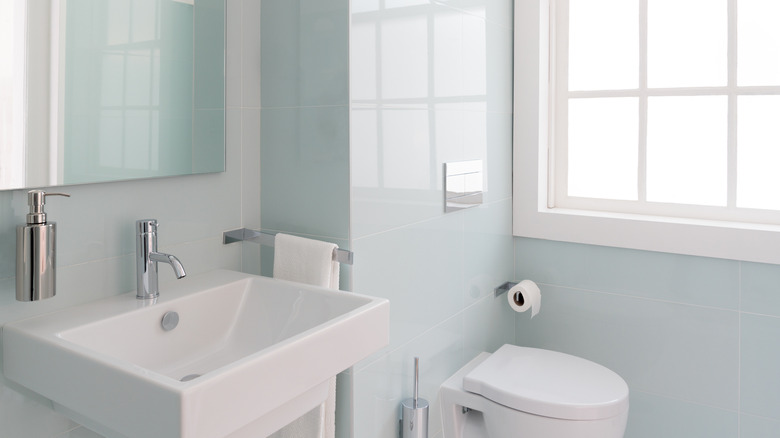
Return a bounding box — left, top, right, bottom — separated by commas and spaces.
400, 357, 429, 438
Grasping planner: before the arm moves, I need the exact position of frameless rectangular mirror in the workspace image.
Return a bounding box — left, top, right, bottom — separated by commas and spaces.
0, 0, 225, 191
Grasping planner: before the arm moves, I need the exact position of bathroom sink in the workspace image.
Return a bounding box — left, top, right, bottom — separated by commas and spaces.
2, 269, 389, 438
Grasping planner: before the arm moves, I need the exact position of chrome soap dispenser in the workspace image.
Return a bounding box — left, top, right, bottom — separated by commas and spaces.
16, 190, 70, 301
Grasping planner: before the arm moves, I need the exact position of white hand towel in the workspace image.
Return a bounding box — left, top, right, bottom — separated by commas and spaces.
273, 233, 339, 289
271, 233, 339, 438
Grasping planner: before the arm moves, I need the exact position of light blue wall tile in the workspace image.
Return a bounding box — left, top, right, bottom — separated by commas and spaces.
740, 313, 780, 420
353, 315, 464, 438
625, 391, 738, 438
54, 426, 104, 438
463, 199, 514, 303
241, 0, 262, 108
192, 109, 226, 173
741, 261, 780, 317
740, 413, 780, 438
463, 292, 515, 360
225, 0, 242, 108
261, 0, 349, 108
515, 237, 740, 309
515, 285, 739, 410
260, 106, 350, 239
353, 213, 465, 360
350, 106, 463, 238
194, 0, 226, 110
472, 112, 512, 203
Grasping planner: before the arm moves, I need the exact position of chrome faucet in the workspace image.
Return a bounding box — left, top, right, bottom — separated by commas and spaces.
135, 219, 186, 299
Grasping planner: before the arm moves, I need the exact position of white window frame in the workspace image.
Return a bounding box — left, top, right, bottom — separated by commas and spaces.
512, 0, 780, 265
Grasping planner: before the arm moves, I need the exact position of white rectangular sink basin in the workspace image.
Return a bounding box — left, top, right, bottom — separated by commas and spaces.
2, 270, 389, 438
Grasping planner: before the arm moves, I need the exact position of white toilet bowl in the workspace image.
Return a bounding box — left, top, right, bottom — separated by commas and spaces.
440, 344, 629, 438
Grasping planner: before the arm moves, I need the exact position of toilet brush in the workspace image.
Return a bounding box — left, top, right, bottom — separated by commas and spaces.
400, 357, 429, 438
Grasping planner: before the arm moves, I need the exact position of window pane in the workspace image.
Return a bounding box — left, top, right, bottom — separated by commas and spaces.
737, 96, 780, 210
568, 0, 638, 91
738, 0, 780, 86
648, 0, 727, 88
647, 96, 727, 206
568, 98, 638, 200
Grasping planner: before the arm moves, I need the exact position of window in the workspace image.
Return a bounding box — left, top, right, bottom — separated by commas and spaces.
555, 0, 780, 224
513, 0, 780, 264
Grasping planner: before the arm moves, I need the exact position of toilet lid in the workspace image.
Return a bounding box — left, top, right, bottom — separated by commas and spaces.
462, 345, 629, 420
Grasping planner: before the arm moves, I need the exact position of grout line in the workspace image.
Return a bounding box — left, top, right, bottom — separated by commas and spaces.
352, 196, 513, 242
547, 283, 743, 314
632, 387, 740, 415
354, 292, 497, 373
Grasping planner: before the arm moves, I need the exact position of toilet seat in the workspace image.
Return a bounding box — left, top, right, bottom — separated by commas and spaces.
462, 344, 629, 421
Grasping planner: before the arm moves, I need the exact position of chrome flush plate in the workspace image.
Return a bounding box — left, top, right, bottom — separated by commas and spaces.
444, 160, 483, 212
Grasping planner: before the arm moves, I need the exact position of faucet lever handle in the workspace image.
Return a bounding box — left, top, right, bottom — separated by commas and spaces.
136, 219, 158, 234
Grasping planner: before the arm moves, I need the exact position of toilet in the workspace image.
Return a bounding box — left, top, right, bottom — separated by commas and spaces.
440, 344, 629, 438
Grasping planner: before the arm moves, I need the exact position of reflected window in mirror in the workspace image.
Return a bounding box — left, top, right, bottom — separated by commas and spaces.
0, 0, 225, 192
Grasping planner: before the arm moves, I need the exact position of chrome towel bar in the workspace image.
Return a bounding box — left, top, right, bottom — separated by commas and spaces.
222, 228, 354, 265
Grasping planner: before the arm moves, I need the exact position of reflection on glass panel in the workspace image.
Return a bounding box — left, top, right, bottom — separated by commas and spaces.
0, 0, 224, 191
647, 96, 727, 206
64, 0, 195, 184
385, 0, 429, 9
737, 96, 780, 210
350, 21, 377, 100
350, 0, 492, 196
382, 109, 430, 190
463, 14, 487, 96
433, 11, 462, 98
738, 0, 780, 86
568, 0, 638, 91
648, 0, 726, 88
381, 15, 428, 99
568, 98, 638, 200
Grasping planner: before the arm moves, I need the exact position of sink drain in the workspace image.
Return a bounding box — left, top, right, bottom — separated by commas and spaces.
180, 374, 201, 382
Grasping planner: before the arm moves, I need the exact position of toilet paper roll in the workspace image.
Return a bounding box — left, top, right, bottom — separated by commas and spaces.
507, 280, 541, 317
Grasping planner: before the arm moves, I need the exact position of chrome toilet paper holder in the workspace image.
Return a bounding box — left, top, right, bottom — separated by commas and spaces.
494, 281, 519, 297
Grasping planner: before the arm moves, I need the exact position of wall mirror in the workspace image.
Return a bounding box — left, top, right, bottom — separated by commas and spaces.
0, 0, 225, 191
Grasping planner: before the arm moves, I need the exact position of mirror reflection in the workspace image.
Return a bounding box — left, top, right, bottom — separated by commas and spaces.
0, 0, 225, 191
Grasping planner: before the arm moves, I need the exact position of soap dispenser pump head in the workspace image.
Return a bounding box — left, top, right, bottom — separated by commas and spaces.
26, 190, 70, 224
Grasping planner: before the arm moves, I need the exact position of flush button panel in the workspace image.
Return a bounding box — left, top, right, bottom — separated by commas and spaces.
444, 160, 483, 213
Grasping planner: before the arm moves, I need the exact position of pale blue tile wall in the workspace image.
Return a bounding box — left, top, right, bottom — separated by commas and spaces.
515, 237, 780, 438
0, 1, 256, 436
349, 1, 515, 437
259, 0, 351, 283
